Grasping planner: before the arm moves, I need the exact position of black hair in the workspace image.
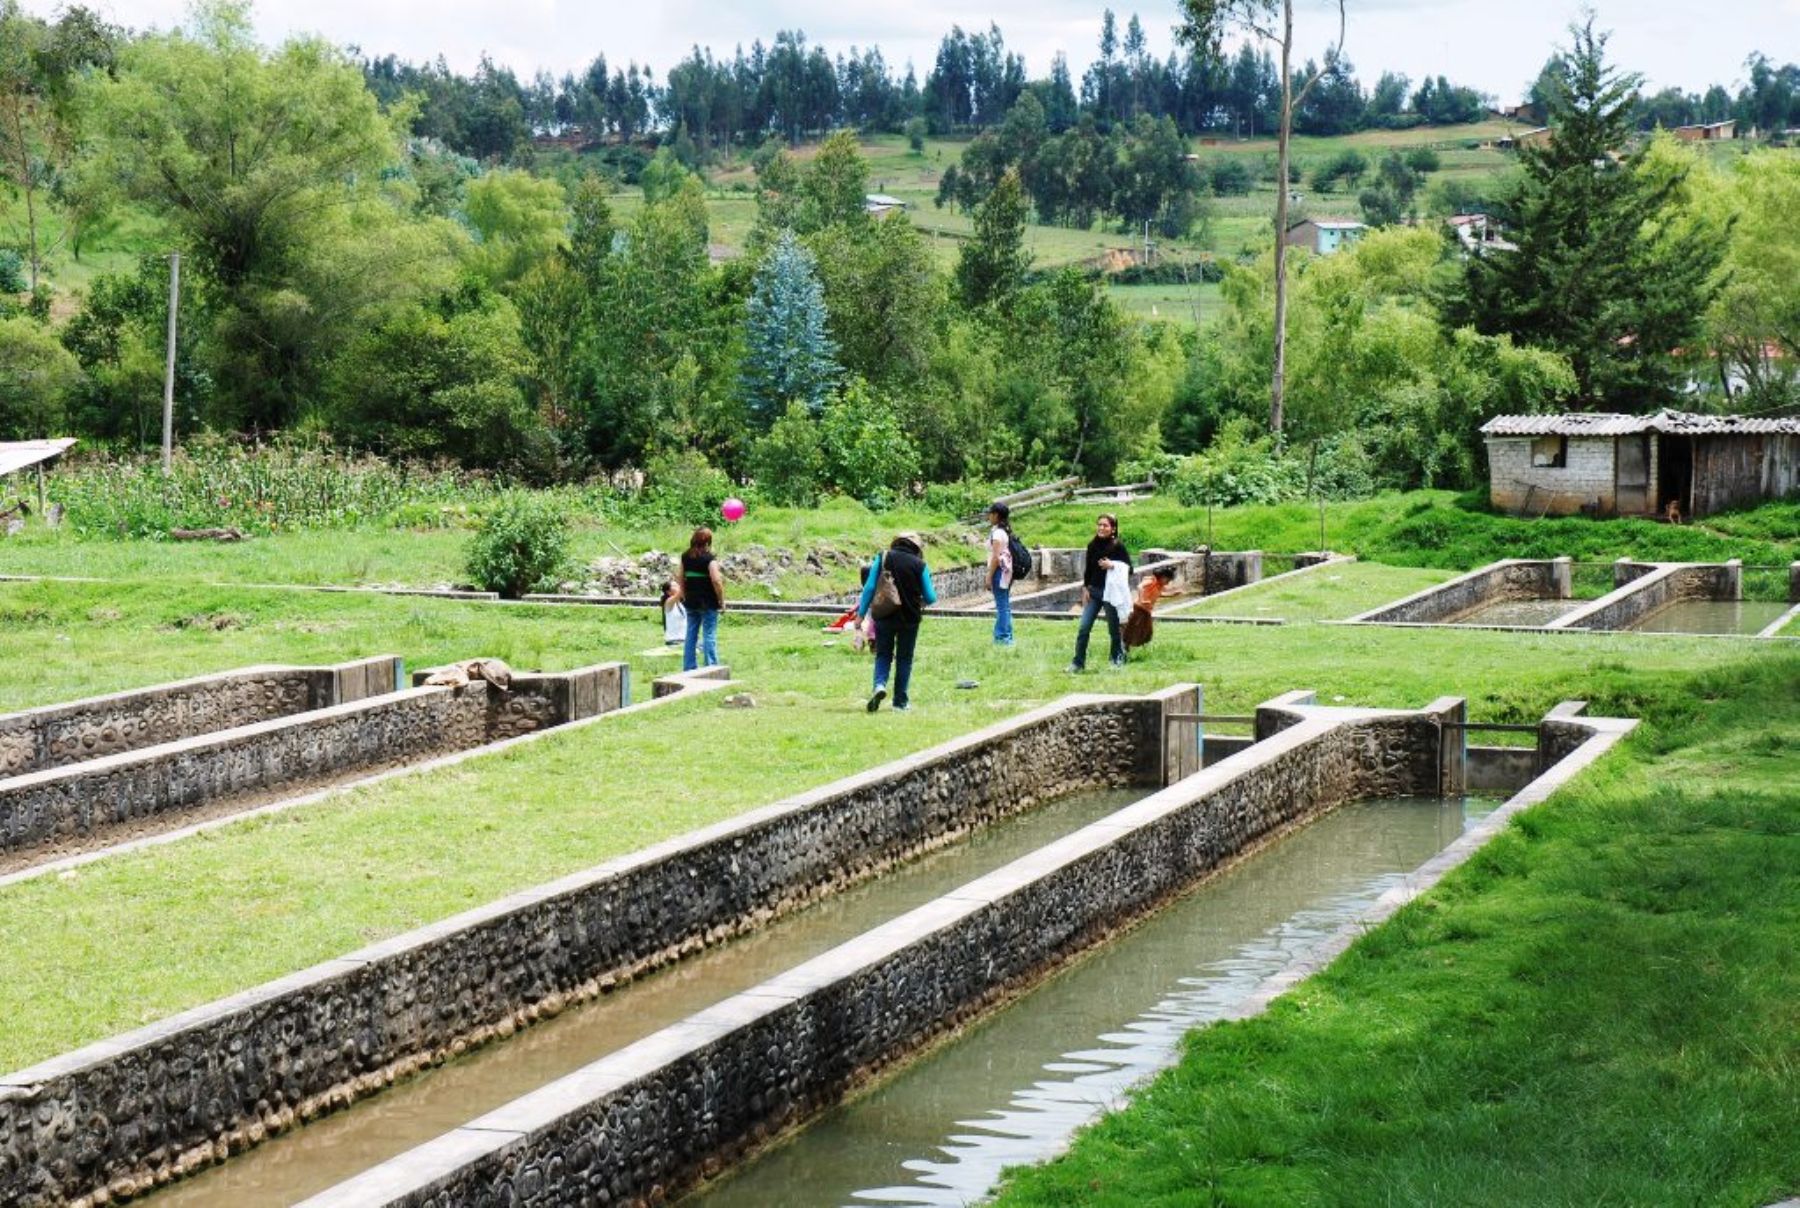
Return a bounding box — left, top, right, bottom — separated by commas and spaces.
988, 501, 1011, 529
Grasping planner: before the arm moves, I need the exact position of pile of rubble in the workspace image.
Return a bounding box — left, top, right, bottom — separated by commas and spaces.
566, 543, 869, 597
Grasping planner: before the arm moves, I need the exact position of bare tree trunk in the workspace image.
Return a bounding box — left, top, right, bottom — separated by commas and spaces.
1270, 0, 1294, 442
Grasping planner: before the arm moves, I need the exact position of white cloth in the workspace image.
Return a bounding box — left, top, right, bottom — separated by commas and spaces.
663, 600, 687, 644
1102, 563, 1131, 614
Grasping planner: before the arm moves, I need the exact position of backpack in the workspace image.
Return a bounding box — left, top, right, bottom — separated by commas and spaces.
869, 555, 903, 619
1007, 533, 1033, 580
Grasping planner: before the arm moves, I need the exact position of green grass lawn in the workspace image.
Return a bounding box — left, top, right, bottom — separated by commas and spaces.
0, 569, 1785, 1072
992, 649, 1800, 1207
2, 490, 1792, 595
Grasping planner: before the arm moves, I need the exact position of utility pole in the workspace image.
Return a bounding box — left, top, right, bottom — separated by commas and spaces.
161, 251, 179, 473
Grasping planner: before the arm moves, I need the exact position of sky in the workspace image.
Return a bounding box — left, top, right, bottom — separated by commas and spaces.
22, 0, 1797, 103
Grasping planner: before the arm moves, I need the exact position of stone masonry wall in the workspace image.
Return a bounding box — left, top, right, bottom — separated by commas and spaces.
0, 694, 1170, 1208
0, 657, 400, 780
1553, 564, 1735, 631
1355, 560, 1565, 624
311, 701, 1457, 1208
0, 663, 623, 867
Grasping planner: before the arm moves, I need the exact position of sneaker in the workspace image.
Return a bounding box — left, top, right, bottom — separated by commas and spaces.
866, 688, 887, 713
1109, 658, 1126, 669
1066, 662, 1083, 674
893, 702, 910, 712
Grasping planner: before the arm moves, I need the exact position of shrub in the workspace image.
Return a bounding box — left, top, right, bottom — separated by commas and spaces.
819, 382, 921, 509
1206, 158, 1254, 196
1403, 146, 1442, 174
905, 117, 928, 153
1309, 149, 1369, 194
463, 491, 571, 598
642, 448, 731, 522
0, 249, 24, 295
751, 402, 825, 506
0, 317, 84, 439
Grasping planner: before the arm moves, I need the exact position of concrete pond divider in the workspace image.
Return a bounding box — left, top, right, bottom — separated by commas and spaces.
0, 661, 627, 872
0, 680, 1196, 1207
1345, 557, 1572, 626
1546, 559, 1738, 631
298, 691, 1636, 1208
0, 656, 400, 780
1160, 550, 1355, 616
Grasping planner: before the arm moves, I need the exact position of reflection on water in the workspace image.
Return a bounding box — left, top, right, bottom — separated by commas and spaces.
1452, 598, 1577, 627
691, 796, 1492, 1208
146, 788, 1145, 1208
1627, 600, 1789, 635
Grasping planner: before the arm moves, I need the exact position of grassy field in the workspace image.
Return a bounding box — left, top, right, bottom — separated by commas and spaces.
0, 568, 1785, 1071
2, 491, 1793, 596
993, 650, 1800, 1206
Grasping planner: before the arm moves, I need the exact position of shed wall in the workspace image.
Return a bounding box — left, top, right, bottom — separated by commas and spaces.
1487, 436, 1620, 515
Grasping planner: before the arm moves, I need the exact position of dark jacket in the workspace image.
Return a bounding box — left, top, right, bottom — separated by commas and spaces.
1082, 536, 1132, 593
858, 537, 939, 625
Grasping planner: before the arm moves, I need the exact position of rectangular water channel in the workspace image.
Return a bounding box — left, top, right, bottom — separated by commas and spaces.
144, 787, 1148, 1208
1625, 599, 1791, 635
686, 794, 1491, 1208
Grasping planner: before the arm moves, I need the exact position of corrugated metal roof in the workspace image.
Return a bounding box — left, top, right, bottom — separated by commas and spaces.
0, 439, 76, 477
1481, 410, 1800, 437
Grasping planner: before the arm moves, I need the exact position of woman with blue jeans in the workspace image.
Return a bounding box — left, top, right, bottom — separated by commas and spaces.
856, 533, 938, 712
676, 526, 726, 671
987, 502, 1015, 646
1069, 513, 1131, 672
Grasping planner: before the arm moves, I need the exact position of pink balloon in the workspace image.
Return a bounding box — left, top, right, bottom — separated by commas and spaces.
721, 497, 747, 522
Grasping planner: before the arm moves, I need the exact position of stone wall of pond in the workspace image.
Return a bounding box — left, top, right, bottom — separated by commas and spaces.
0, 687, 1188, 1208
303, 696, 1466, 1208
1552, 563, 1735, 631
1353, 559, 1570, 625
0, 657, 400, 780
0, 663, 625, 869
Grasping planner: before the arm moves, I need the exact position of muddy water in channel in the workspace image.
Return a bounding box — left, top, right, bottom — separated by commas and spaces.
146, 787, 1145, 1208
1452, 598, 1579, 627
689, 795, 1492, 1208
1626, 600, 1790, 635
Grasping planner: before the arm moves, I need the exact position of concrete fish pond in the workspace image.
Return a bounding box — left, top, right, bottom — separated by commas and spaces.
263, 693, 1630, 1208
0, 682, 1187, 1207
1347, 556, 1800, 639
0, 659, 629, 875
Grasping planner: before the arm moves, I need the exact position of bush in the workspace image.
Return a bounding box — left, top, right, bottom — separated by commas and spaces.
463, 491, 571, 598
1167, 420, 1374, 508
1309, 149, 1369, 194
905, 117, 928, 153
1403, 146, 1442, 174
819, 382, 920, 509
642, 448, 731, 522
1206, 158, 1254, 196
0, 316, 84, 439
0, 249, 24, 295
751, 402, 824, 506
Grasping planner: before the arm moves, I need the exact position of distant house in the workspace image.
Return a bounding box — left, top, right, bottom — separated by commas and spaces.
1498, 125, 1553, 150
863, 193, 908, 216
1283, 217, 1365, 255
1482, 410, 1800, 518
1446, 213, 1516, 253
1673, 120, 1735, 142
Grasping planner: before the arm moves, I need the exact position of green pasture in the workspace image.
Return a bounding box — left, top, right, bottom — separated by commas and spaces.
0, 568, 1785, 1073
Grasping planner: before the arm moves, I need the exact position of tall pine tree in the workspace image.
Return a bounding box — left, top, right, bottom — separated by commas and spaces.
742, 230, 840, 422
1444, 19, 1725, 409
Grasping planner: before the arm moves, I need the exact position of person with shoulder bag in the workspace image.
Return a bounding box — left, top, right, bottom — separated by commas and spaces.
855, 532, 938, 712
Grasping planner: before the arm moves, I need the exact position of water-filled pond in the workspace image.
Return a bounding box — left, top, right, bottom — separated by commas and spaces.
1627, 600, 1791, 635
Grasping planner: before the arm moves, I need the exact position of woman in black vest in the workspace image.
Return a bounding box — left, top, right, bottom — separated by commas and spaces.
854, 532, 939, 712
675, 527, 726, 671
